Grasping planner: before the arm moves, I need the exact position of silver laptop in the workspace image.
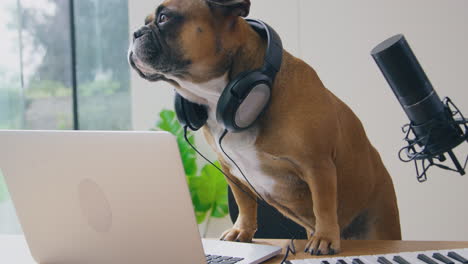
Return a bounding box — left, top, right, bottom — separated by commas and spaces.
0, 130, 281, 264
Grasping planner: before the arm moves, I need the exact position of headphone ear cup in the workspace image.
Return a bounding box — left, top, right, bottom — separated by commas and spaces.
217, 71, 272, 132
174, 93, 208, 131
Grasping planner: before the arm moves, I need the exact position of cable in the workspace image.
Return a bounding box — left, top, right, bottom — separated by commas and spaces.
183, 127, 271, 239
183, 127, 297, 237
218, 129, 298, 263
218, 130, 267, 203
217, 129, 298, 241
183, 126, 298, 263
183, 127, 261, 207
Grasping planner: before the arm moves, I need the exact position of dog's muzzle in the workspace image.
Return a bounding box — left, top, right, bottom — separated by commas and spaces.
128, 26, 164, 81
131, 25, 159, 61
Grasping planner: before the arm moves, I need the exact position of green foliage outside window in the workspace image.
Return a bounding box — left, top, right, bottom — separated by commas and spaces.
155, 110, 229, 224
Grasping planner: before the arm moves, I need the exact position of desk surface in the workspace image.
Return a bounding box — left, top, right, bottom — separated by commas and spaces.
2, 235, 468, 263
258, 240, 468, 264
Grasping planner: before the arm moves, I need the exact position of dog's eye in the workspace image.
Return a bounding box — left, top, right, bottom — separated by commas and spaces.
157, 14, 170, 25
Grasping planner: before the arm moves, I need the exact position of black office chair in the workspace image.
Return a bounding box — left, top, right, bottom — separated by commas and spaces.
228, 187, 308, 239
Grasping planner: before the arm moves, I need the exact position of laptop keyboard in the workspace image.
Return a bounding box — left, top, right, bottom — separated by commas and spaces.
206, 254, 245, 264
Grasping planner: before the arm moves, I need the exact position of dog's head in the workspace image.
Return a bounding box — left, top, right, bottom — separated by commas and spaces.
128, 0, 251, 86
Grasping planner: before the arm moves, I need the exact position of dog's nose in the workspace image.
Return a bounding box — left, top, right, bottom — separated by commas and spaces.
134, 28, 146, 40
133, 26, 153, 40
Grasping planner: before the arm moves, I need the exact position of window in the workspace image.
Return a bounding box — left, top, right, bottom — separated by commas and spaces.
0, 0, 131, 234
75, 0, 131, 130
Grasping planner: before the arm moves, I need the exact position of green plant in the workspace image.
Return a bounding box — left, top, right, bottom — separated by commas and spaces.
189, 162, 229, 223
155, 110, 229, 224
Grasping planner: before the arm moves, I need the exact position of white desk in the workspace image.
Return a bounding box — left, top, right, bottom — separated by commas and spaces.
0, 235, 36, 263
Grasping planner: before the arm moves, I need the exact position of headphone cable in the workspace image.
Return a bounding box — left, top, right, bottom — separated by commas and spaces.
218, 129, 297, 263
183, 126, 297, 263
218, 130, 267, 203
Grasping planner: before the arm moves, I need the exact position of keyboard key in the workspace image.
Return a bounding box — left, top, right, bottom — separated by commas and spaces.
433, 253, 455, 264
418, 254, 439, 264
353, 259, 366, 264
338, 259, 348, 264
448, 252, 468, 264
378, 256, 393, 264
362, 256, 380, 264
393, 255, 411, 264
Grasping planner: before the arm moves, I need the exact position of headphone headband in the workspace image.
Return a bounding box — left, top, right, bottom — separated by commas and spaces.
245, 19, 283, 80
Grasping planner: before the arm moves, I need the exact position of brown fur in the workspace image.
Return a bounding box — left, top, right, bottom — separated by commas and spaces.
130, 0, 401, 255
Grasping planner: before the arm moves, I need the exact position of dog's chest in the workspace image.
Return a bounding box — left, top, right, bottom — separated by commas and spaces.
207, 121, 277, 197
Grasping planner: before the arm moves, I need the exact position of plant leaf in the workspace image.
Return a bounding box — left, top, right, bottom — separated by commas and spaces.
195, 211, 208, 224
197, 162, 229, 219
188, 175, 211, 212
156, 109, 197, 177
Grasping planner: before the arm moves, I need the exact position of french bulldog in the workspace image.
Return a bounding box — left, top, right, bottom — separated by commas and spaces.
129, 0, 401, 255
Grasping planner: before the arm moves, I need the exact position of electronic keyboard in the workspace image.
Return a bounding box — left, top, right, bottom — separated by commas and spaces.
286, 248, 468, 264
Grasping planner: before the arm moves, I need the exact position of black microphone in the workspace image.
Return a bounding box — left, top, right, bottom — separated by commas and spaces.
371, 34, 468, 182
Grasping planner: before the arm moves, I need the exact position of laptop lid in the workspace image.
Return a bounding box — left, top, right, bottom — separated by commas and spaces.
0, 130, 206, 264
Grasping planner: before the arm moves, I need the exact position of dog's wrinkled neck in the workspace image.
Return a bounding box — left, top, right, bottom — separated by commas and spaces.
171, 74, 228, 108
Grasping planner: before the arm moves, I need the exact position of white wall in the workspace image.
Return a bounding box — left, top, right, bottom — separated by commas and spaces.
129, 0, 468, 241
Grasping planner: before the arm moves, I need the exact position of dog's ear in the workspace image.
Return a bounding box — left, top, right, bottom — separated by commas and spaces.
206, 0, 251, 17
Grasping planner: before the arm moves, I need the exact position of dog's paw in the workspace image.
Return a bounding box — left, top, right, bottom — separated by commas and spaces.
219, 227, 256, 243
304, 230, 341, 256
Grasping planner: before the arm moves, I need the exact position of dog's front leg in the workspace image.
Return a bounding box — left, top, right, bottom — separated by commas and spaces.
220, 173, 258, 243
303, 164, 340, 255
